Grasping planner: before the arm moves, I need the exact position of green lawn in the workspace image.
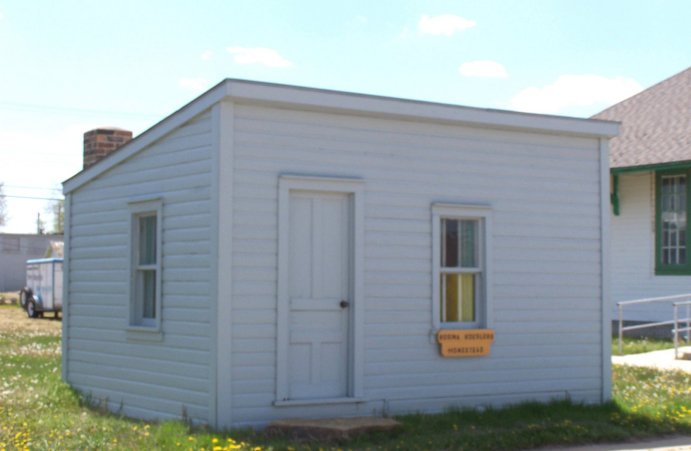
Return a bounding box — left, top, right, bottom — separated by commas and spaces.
1, 304, 690, 450
613, 336, 677, 356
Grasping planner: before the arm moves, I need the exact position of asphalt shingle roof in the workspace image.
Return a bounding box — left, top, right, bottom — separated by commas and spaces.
592, 66, 691, 169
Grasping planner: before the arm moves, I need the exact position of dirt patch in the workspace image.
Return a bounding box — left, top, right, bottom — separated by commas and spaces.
0, 291, 19, 305
0, 305, 61, 337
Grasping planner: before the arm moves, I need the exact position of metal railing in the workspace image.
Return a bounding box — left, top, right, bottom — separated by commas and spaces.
673, 300, 691, 359
616, 293, 691, 358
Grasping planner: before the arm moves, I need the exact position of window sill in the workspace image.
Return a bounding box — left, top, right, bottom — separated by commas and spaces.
126, 326, 163, 343
273, 397, 367, 407
655, 268, 691, 276
436, 323, 483, 329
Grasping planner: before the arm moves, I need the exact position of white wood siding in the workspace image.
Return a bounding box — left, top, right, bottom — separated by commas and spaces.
65, 111, 214, 423
611, 172, 691, 321
228, 104, 604, 427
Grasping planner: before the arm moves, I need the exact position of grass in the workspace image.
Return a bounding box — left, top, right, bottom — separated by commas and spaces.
1, 303, 690, 450
613, 336, 677, 356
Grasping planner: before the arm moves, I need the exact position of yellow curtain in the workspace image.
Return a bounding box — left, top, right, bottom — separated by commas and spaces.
461, 273, 475, 322
442, 274, 475, 322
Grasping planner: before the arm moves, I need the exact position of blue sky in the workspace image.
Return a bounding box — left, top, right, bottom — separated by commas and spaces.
0, 0, 689, 233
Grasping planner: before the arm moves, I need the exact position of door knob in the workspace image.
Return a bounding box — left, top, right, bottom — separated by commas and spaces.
340, 300, 350, 308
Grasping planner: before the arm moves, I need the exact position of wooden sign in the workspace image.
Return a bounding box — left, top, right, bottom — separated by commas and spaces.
437, 329, 495, 357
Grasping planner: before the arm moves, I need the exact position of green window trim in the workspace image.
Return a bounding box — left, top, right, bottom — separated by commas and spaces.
610, 173, 620, 216
655, 169, 691, 275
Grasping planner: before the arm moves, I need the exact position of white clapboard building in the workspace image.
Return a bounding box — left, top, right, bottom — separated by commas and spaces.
62, 80, 618, 428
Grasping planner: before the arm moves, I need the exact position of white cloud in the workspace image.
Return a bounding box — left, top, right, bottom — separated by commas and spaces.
178, 77, 209, 93
227, 47, 293, 68
200, 50, 214, 61
418, 14, 475, 36
510, 75, 643, 114
459, 60, 508, 78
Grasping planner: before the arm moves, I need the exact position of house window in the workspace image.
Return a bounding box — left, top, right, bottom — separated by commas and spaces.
656, 171, 690, 274
432, 203, 492, 329
129, 199, 162, 329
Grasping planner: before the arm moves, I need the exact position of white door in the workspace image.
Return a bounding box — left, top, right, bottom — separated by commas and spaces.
287, 191, 351, 400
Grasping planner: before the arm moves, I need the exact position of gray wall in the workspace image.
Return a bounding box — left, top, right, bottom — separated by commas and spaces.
64, 111, 214, 423
0, 234, 62, 291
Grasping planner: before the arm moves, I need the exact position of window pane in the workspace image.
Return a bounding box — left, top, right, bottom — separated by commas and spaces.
661, 175, 687, 265
460, 220, 478, 268
440, 273, 476, 323
139, 215, 157, 265
442, 219, 479, 268
442, 219, 458, 267
140, 270, 156, 319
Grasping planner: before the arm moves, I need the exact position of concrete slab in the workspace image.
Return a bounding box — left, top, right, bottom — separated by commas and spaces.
612, 346, 691, 373
539, 435, 691, 450
265, 416, 402, 441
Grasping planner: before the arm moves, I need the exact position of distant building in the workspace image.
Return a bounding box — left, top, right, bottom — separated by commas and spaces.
593, 66, 691, 322
0, 234, 63, 291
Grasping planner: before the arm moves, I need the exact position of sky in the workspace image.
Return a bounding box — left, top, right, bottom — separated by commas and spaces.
0, 0, 689, 233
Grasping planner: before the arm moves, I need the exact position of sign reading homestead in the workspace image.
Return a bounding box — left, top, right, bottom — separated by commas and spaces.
437, 329, 495, 357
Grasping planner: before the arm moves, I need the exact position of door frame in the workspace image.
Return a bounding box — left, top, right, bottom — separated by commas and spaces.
276, 174, 365, 404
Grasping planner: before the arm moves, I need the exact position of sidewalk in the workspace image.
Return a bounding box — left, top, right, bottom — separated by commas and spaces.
612, 346, 691, 373
539, 435, 691, 450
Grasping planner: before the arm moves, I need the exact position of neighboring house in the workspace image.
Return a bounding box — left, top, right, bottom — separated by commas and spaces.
0, 234, 63, 291
594, 66, 691, 323
62, 79, 618, 429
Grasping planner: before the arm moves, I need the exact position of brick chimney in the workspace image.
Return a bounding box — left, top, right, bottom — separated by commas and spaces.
83, 127, 133, 169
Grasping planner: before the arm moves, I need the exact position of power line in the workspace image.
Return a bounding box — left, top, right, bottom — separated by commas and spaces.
1, 195, 63, 201
2, 185, 62, 192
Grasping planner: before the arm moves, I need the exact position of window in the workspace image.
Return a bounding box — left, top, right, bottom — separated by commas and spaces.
129, 199, 162, 329
656, 171, 691, 274
432, 203, 492, 329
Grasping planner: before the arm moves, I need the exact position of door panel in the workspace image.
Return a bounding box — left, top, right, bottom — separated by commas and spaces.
287, 191, 351, 400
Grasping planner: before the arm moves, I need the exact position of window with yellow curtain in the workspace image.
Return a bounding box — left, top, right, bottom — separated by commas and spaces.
440, 218, 481, 324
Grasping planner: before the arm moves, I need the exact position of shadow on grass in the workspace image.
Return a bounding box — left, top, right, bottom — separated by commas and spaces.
226, 399, 691, 451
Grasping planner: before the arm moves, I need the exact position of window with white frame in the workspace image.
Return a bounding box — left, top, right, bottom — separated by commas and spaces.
129, 199, 162, 329
432, 203, 492, 329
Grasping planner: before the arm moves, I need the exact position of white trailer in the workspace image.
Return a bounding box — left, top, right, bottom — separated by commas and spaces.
19, 258, 63, 319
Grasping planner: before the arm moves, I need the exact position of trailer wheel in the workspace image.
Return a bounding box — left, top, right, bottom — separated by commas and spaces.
19, 288, 31, 309
26, 300, 39, 319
